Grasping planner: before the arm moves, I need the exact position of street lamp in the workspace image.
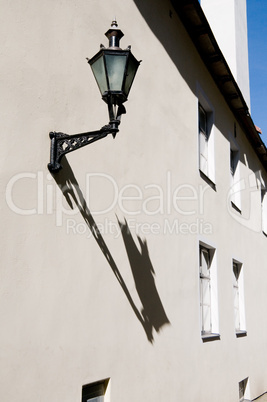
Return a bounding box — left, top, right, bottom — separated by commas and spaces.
48, 20, 140, 173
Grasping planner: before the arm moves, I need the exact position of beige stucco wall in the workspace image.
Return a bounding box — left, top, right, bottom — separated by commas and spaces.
1, 0, 267, 401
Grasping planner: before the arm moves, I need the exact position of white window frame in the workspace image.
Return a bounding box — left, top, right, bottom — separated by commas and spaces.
199, 242, 219, 341
238, 377, 250, 402
229, 135, 241, 212
232, 259, 246, 337
197, 88, 215, 184
261, 185, 267, 235
257, 170, 267, 235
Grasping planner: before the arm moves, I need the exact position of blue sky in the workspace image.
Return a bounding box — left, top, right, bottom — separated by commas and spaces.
247, 0, 267, 145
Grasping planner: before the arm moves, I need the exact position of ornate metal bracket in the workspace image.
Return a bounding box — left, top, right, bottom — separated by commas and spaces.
48, 123, 119, 173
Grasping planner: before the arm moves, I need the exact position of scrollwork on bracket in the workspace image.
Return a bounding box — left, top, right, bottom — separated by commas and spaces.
48, 124, 119, 173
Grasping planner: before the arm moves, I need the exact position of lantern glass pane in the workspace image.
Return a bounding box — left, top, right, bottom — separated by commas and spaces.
124, 54, 139, 96
90, 55, 108, 95
105, 54, 127, 91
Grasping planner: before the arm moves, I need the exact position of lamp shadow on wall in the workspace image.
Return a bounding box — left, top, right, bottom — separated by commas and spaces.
117, 217, 170, 337
52, 157, 169, 343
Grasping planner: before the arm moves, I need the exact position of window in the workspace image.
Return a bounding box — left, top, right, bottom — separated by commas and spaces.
230, 149, 238, 176
257, 170, 267, 235
229, 138, 241, 212
233, 260, 246, 337
261, 187, 267, 235
82, 379, 109, 402
198, 96, 215, 184
239, 378, 250, 402
199, 243, 219, 341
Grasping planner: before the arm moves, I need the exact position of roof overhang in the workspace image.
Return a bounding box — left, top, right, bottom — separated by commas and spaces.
171, 0, 267, 170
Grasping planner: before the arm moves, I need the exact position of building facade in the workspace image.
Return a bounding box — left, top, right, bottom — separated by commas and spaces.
1, 0, 267, 401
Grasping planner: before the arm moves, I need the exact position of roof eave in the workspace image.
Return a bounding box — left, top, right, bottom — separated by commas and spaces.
171, 0, 267, 170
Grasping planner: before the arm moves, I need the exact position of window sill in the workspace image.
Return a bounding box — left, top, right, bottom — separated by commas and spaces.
202, 333, 220, 342
236, 330, 247, 338
199, 170, 216, 191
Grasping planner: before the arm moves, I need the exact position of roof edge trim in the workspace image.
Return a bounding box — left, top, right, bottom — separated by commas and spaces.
171, 0, 267, 170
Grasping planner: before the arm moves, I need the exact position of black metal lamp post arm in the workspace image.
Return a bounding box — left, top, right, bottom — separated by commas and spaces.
48, 123, 119, 173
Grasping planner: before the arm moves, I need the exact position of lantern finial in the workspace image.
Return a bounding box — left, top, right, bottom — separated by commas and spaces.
105, 19, 124, 49
111, 18, 118, 28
